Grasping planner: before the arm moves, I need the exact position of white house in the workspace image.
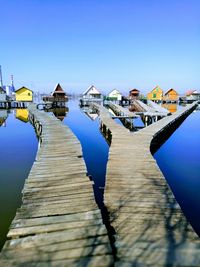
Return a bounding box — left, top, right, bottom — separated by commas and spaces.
108, 89, 122, 101
186, 90, 200, 101
82, 85, 102, 99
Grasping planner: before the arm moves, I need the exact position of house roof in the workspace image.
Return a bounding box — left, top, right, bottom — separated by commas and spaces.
51, 83, 65, 95
108, 89, 121, 95
185, 89, 199, 96
83, 85, 101, 95
192, 90, 200, 95
164, 88, 178, 95
15, 86, 33, 93
129, 88, 140, 93
151, 86, 163, 93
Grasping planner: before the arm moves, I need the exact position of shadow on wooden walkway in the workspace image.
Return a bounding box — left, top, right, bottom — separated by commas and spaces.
93, 101, 200, 267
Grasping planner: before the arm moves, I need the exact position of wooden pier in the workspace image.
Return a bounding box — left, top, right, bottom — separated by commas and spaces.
1, 101, 200, 266
0, 104, 113, 266
132, 99, 170, 118
92, 101, 200, 266
147, 99, 170, 114
0, 101, 29, 109
107, 103, 138, 119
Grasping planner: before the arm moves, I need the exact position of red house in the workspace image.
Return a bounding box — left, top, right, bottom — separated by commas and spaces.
129, 89, 140, 100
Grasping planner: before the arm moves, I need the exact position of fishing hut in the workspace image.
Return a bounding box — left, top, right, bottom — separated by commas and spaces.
43, 83, 68, 108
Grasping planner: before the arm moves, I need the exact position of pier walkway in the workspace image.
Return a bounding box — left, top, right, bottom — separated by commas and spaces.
147, 99, 170, 114
92, 101, 200, 266
0, 105, 113, 267
107, 102, 138, 118
133, 99, 169, 117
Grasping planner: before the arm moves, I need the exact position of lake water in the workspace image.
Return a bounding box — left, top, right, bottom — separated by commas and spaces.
62, 101, 109, 208
0, 109, 37, 250
154, 107, 200, 236
0, 101, 199, 251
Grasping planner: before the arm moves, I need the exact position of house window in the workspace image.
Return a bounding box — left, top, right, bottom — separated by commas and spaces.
153, 93, 156, 98
28, 93, 31, 96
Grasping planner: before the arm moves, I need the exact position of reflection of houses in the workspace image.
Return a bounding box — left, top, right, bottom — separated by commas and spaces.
80, 85, 103, 106
147, 86, 163, 102
0, 87, 7, 102
129, 89, 140, 100
15, 109, 29, 122
44, 107, 68, 121
81, 106, 99, 120
84, 112, 98, 121
0, 110, 8, 126
53, 107, 68, 121
15, 87, 33, 102
162, 103, 177, 113
107, 89, 122, 101
163, 89, 179, 103
43, 84, 68, 104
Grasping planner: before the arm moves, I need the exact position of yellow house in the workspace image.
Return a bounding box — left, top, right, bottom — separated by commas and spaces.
15, 87, 33, 102
147, 86, 163, 102
16, 109, 29, 123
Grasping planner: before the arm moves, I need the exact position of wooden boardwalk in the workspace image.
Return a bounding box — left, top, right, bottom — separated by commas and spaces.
93, 101, 200, 266
133, 99, 169, 117
147, 99, 169, 114
0, 105, 113, 267
107, 103, 138, 118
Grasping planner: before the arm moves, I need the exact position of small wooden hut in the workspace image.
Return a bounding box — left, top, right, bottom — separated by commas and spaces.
43, 84, 68, 103
129, 89, 140, 100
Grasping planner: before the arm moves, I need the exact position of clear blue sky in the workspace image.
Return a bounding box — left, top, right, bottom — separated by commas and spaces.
1, 0, 200, 94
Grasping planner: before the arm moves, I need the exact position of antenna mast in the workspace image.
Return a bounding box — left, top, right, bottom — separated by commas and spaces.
0, 65, 3, 87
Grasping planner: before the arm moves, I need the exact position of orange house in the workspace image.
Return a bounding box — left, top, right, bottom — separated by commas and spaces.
163, 88, 179, 103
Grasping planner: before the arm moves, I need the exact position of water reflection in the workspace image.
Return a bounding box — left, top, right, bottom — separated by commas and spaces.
15, 109, 29, 123
44, 107, 68, 121
0, 110, 37, 250
0, 110, 8, 127
154, 106, 200, 236
162, 103, 177, 113
62, 100, 109, 207
81, 106, 98, 121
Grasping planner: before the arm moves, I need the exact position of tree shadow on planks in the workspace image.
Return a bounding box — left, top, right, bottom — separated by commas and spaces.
105, 173, 200, 266
0, 210, 114, 266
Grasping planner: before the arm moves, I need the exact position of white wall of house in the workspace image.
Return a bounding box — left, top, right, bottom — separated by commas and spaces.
83, 86, 102, 99
108, 89, 122, 100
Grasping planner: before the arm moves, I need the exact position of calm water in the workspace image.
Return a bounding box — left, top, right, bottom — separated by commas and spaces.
62, 101, 109, 207
0, 109, 37, 250
154, 107, 200, 235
